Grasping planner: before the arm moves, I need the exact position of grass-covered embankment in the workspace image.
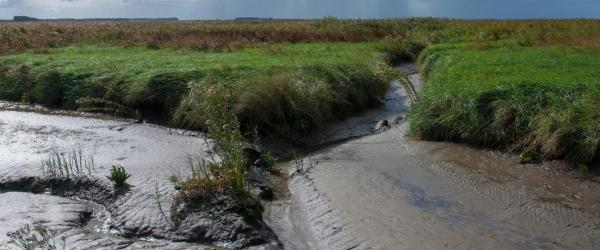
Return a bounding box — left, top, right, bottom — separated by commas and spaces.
0, 42, 399, 244
410, 43, 600, 165
0, 42, 396, 135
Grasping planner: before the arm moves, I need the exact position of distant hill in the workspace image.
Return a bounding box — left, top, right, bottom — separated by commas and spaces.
12, 16, 178, 22
13, 16, 39, 21
234, 17, 274, 21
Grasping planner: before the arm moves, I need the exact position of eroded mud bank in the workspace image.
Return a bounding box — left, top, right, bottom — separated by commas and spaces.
0, 108, 279, 249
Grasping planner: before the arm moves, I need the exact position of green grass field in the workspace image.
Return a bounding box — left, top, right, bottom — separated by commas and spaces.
410, 43, 600, 164
0, 42, 394, 134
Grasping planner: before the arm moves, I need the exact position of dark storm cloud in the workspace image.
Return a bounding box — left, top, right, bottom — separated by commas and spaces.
1, 0, 600, 20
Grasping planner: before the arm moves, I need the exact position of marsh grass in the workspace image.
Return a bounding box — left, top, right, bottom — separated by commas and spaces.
3, 19, 600, 55
0, 18, 432, 54
0, 43, 394, 136
41, 149, 95, 178
410, 43, 600, 165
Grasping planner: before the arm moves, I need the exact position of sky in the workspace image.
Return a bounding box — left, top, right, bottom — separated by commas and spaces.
1, 0, 600, 20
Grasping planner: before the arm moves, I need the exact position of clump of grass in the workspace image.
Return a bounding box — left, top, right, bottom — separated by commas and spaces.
40, 149, 95, 178
263, 152, 276, 172
410, 43, 600, 165
7, 223, 66, 250
520, 147, 541, 164
106, 165, 131, 187
380, 37, 428, 64
171, 83, 262, 223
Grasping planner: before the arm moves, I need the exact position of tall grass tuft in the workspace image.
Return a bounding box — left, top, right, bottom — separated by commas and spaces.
172, 61, 395, 136
40, 149, 95, 178
7, 224, 66, 250
171, 83, 265, 223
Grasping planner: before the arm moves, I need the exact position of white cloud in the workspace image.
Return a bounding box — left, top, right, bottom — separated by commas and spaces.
0, 0, 23, 8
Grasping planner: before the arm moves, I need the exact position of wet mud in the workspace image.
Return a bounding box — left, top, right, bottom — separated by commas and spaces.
0, 107, 278, 249
274, 66, 600, 250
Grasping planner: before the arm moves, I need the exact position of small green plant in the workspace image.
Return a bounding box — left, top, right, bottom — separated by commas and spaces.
106, 165, 131, 187
264, 152, 276, 172
519, 147, 541, 164
7, 223, 66, 250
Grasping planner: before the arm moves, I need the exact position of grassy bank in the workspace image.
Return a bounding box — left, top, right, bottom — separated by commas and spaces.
0, 42, 395, 134
410, 43, 600, 164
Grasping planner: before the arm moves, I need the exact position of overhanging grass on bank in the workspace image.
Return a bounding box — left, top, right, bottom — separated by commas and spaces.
410, 43, 600, 164
0, 42, 394, 134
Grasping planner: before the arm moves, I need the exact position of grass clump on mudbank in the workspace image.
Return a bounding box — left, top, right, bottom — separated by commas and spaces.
0, 43, 395, 135
410, 43, 600, 165
41, 149, 95, 178
171, 83, 262, 224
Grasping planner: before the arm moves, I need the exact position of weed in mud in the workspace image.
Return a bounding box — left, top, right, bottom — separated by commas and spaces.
263, 152, 276, 172
7, 223, 66, 250
41, 149, 95, 178
106, 165, 131, 187
153, 182, 174, 227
